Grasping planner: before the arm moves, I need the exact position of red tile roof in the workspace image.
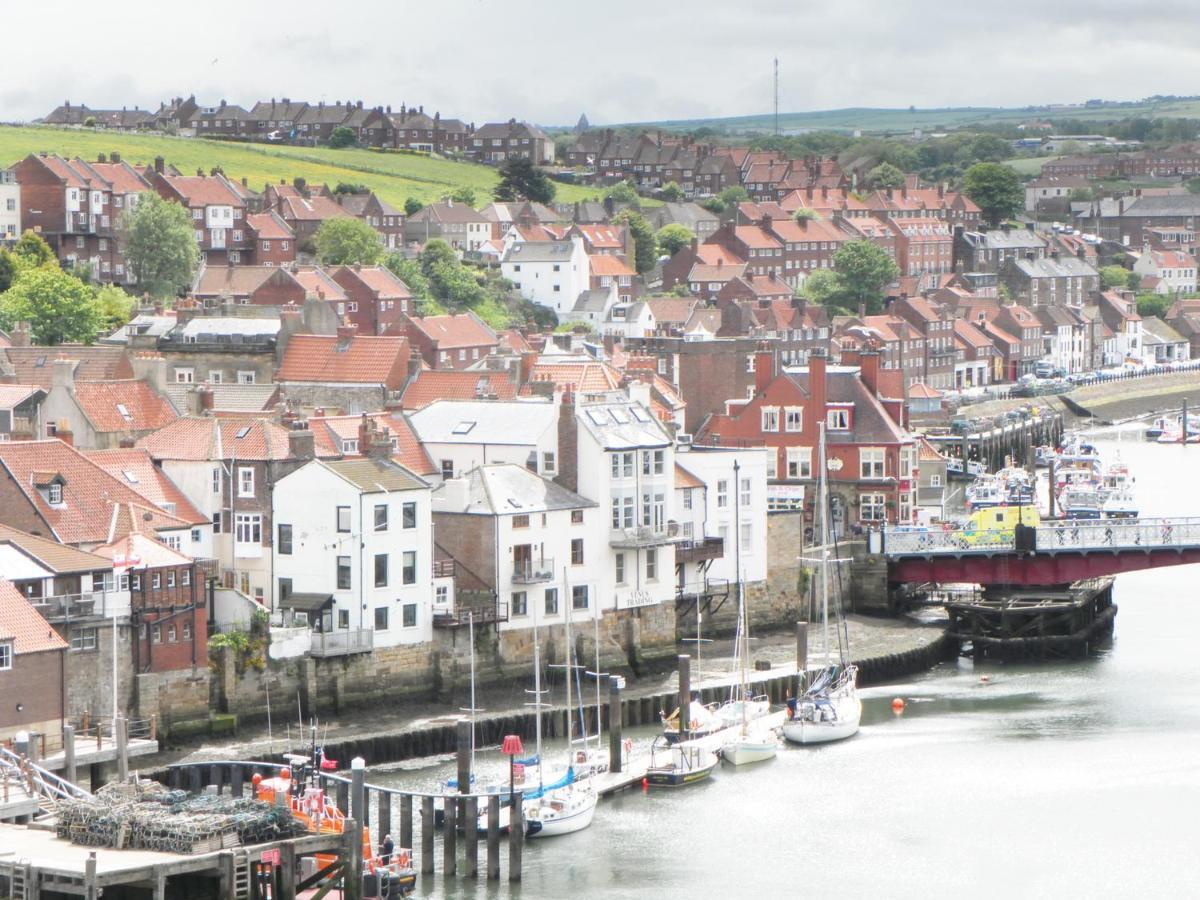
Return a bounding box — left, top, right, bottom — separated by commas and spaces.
137, 416, 337, 462
246, 211, 294, 240
530, 358, 621, 392
333, 265, 412, 299
291, 266, 347, 302
71, 380, 177, 433
574, 224, 624, 249
400, 370, 517, 409
159, 174, 245, 207
278, 195, 352, 222
0, 439, 191, 545
674, 463, 704, 490
406, 313, 498, 350
733, 225, 782, 250
589, 255, 636, 277
93, 531, 193, 570
908, 382, 943, 399
0, 579, 68, 655
84, 160, 152, 195
307, 412, 437, 476
276, 334, 409, 387
84, 448, 208, 525
0, 384, 44, 408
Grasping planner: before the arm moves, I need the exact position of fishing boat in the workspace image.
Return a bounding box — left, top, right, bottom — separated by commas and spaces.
524, 569, 597, 838
1034, 445, 1057, 467
645, 736, 719, 787
965, 473, 1004, 508
782, 422, 861, 746
1058, 485, 1105, 519
1144, 417, 1171, 440
720, 458, 778, 767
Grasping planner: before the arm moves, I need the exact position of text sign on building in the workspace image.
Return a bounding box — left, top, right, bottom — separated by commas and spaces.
261, 848, 281, 866
768, 483, 805, 512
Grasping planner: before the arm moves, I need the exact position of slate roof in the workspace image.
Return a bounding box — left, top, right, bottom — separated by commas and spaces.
3, 347, 133, 388
162, 382, 279, 414
0, 523, 112, 574
322, 457, 428, 493
576, 398, 672, 450
432, 463, 594, 515
0, 579, 68, 655
410, 400, 557, 445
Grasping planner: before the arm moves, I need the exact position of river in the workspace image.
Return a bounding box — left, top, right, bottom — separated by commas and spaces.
373, 427, 1200, 899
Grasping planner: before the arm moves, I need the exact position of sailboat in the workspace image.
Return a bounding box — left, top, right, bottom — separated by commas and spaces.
721, 460, 779, 766
782, 422, 861, 746
524, 568, 598, 838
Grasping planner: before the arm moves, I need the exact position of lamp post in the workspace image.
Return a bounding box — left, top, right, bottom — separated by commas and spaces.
501, 734, 524, 803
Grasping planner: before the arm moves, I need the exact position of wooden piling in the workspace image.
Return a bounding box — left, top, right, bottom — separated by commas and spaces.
465, 797, 479, 877
486, 795, 500, 880
344, 817, 363, 900
278, 842, 297, 900
420, 796, 435, 874
456, 719, 471, 794
608, 675, 623, 774
231, 764, 244, 798
63, 724, 76, 787
400, 794, 413, 850
378, 791, 391, 847
336, 780, 349, 815
115, 716, 128, 783
443, 798, 457, 875
508, 790, 523, 883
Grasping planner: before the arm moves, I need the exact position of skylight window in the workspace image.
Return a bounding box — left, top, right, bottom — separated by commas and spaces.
236, 426, 251, 439
631, 407, 650, 422
122, 470, 140, 483
586, 409, 608, 426
451, 421, 476, 435
116, 403, 133, 422
610, 408, 628, 424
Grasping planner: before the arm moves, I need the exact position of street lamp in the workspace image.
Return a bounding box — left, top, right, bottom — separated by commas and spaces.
501, 734, 524, 801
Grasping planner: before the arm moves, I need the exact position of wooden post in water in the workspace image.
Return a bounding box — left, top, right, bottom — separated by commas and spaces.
63, 724, 76, 787
443, 798, 458, 875
420, 796, 435, 874
377, 791, 391, 849
115, 715, 128, 783
486, 795, 500, 880
344, 817, 363, 900
608, 674, 623, 774
465, 796, 479, 877
508, 790, 523, 883
795, 621, 808, 690
400, 794, 413, 851
677, 654, 691, 741
336, 780, 349, 815
350, 759, 365, 831
456, 719, 472, 794
231, 764, 244, 798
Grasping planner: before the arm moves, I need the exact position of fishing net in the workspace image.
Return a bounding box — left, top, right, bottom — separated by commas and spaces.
55, 779, 308, 854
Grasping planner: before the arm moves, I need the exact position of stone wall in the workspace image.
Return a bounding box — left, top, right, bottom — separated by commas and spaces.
135, 668, 211, 736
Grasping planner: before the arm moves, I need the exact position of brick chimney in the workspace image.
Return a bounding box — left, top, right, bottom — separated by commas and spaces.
288, 419, 315, 460
754, 347, 775, 395
859, 348, 881, 395
556, 390, 578, 491
358, 414, 393, 459
52, 357, 76, 390
808, 347, 828, 422
277, 305, 305, 364
10, 322, 31, 347
336, 324, 358, 346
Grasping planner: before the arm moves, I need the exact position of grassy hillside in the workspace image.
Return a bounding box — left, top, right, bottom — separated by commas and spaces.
0, 125, 597, 207
635, 98, 1200, 136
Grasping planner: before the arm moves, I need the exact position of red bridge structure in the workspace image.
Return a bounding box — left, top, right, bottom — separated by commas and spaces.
874, 517, 1200, 586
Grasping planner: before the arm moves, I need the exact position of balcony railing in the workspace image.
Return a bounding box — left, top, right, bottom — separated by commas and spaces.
676, 578, 730, 602
675, 537, 724, 564
309, 628, 374, 657
610, 521, 682, 548
31, 590, 131, 620
512, 557, 555, 584
433, 602, 508, 628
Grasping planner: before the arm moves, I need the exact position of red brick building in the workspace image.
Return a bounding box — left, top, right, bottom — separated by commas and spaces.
404, 312, 498, 370
245, 211, 296, 266
149, 171, 252, 266
696, 349, 917, 529
330, 265, 414, 335
0, 579, 68, 744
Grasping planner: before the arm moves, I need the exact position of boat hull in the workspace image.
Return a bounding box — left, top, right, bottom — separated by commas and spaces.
526, 796, 598, 838
721, 740, 777, 766
782, 693, 862, 745
645, 760, 717, 787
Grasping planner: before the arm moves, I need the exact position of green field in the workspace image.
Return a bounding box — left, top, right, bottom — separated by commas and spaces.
634, 98, 1200, 136
0, 125, 598, 207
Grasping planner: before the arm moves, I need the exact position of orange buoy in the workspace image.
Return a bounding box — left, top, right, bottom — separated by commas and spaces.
980, 675, 990, 684
641, 777, 649, 792
891, 697, 905, 712
280, 766, 292, 780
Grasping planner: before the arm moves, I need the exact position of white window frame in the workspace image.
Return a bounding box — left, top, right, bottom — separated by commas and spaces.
860, 448, 886, 480
784, 407, 803, 432
234, 512, 262, 544
237, 466, 255, 497
786, 447, 812, 480
760, 406, 780, 432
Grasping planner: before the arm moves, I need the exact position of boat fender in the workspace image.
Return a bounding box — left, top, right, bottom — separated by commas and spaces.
689, 719, 699, 730
397, 850, 411, 868
623, 738, 633, 755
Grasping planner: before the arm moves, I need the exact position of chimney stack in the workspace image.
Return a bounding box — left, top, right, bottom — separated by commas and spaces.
754, 347, 775, 395
859, 348, 881, 395
288, 419, 315, 460
808, 347, 828, 422
52, 357, 76, 391
358, 414, 393, 459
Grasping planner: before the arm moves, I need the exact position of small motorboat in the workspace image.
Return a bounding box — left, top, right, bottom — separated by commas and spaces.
645, 737, 719, 787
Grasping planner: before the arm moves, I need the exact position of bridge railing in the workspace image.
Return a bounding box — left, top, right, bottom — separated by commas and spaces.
882, 517, 1200, 557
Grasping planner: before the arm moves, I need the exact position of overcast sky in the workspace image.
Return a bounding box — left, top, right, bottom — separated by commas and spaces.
2, 0, 1193, 127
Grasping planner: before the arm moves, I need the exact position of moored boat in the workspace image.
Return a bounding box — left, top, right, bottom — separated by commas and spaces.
645, 737, 719, 787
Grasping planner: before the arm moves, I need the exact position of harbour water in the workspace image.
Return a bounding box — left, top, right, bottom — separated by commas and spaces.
375, 427, 1200, 898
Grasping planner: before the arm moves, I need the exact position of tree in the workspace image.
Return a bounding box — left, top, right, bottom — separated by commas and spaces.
0, 250, 16, 294
1068, 187, 1094, 202
967, 133, 1014, 163
604, 180, 641, 206
384, 253, 431, 301
792, 208, 818, 221
797, 268, 847, 310
328, 126, 357, 149
660, 181, 685, 202
419, 240, 485, 307
656, 224, 694, 258
12, 230, 56, 268
404, 197, 424, 216
121, 193, 200, 299
962, 162, 1023, 227
718, 185, 749, 207
313, 218, 384, 266
1100, 265, 1134, 290
333, 182, 368, 195
832, 240, 899, 314
95, 284, 135, 332
446, 186, 477, 206
614, 209, 656, 274
0, 267, 104, 345
493, 158, 556, 204
866, 162, 906, 190
1136, 293, 1171, 319
700, 197, 727, 215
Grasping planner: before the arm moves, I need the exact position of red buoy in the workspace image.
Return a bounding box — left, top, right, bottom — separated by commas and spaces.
891, 697, 905, 712
641, 777, 649, 792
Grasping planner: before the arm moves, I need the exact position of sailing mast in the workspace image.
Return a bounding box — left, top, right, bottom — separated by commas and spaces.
818, 422, 830, 664
734, 459, 748, 732
563, 566, 574, 769
468, 612, 477, 774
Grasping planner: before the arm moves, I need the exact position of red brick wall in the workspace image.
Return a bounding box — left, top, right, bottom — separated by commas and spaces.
0, 649, 63, 734
12, 157, 67, 236
0, 468, 51, 537
252, 239, 296, 267
249, 276, 307, 307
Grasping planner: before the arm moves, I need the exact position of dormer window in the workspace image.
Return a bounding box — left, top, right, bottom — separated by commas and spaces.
48, 483, 63, 505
